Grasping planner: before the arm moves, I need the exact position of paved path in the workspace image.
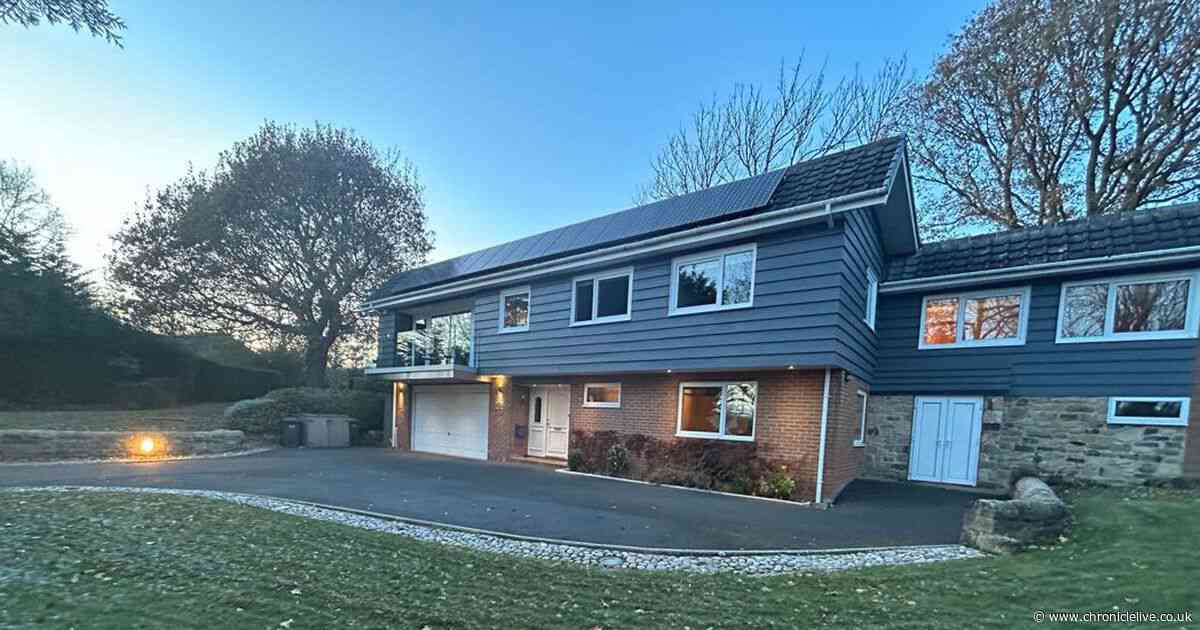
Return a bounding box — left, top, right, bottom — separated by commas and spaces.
0, 448, 983, 550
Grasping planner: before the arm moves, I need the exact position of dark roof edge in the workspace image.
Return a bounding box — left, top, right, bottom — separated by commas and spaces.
879, 243, 1200, 294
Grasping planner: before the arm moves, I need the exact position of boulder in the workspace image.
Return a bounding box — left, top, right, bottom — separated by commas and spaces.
961, 476, 1071, 554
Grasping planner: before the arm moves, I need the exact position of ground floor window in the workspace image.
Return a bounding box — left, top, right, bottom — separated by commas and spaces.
1106, 396, 1190, 427
583, 383, 621, 408
676, 381, 757, 441
854, 390, 868, 446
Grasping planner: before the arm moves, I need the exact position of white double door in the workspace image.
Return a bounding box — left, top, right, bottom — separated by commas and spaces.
909, 396, 983, 486
528, 385, 570, 459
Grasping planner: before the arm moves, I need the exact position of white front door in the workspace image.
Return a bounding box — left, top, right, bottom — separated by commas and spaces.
528, 386, 570, 459
545, 388, 570, 459
908, 396, 983, 486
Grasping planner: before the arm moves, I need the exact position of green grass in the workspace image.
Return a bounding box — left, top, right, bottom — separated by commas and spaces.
0, 487, 1195, 629
0, 402, 233, 432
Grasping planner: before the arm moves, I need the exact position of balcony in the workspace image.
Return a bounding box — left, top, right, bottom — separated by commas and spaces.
367, 310, 480, 382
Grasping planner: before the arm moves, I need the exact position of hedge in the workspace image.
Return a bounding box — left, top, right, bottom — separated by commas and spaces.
224, 387, 387, 435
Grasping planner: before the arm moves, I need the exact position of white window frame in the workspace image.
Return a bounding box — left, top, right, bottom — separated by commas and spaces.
864, 267, 879, 331
1106, 396, 1190, 427
582, 383, 622, 408
854, 389, 868, 447
675, 381, 757, 442
668, 243, 757, 316
497, 285, 531, 333
1055, 270, 1200, 344
918, 286, 1032, 350
569, 267, 634, 326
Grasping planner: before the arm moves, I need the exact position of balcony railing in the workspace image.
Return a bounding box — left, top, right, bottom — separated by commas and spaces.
394, 312, 473, 368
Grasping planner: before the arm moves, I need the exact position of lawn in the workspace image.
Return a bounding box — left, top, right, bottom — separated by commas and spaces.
0, 402, 233, 432
0, 487, 1195, 629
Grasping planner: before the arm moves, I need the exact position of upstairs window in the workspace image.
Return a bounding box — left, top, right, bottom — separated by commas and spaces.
499, 286, 531, 333
1057, 271, 1198, 343
669, 244, 756, 315
571, 268, 633, 325
919, 287, 1030, 349
865, 268, 879, 331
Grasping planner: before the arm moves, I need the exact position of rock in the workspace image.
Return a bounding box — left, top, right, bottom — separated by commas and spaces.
962, 476, 1070, 554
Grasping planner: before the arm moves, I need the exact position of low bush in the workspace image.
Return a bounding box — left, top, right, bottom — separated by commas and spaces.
223, 398, 289, 434
605, 444, 631, 476
568, 430, 801, 500
263, 387, 386, 430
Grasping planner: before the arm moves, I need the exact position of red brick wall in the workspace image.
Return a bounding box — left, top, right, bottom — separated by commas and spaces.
560, 370, 845, 502
819, 373, 868, 502
391, 382, 411, 451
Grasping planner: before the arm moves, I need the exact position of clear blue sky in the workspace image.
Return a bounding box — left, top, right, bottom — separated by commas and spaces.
0, 0, 985, 276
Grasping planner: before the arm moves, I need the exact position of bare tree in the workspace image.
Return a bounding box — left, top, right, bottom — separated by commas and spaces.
1, 0, 126, 46
639, 54, 914, 202
909, 0, 1200, 238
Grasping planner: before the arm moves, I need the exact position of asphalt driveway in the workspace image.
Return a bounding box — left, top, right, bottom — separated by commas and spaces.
0, 448, 983, 550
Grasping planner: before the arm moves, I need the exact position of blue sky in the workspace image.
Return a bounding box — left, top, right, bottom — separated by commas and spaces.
0, 0, 985, 276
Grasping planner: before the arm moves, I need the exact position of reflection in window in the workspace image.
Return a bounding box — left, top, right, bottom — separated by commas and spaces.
963, 293, 1022, 341
396, 311, 473, 367
1107, 396, 1190, 427
503, 291, 530, 330
921, 288, 1028, 348
721, 251, 754, 305
596, 276, 630, 318
671, 245, 756, 313
922, 297, 959, 345
677, 382, 757, 440
1114, 279, 1189, 333
676, 259, 720, 309
1060, 283, 1107, 338
1059, 274, 1196, 341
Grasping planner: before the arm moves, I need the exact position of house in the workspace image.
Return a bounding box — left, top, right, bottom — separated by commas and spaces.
363, 136, 1199, 502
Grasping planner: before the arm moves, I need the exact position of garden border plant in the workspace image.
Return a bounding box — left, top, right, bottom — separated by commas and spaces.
568, 430, 801, 501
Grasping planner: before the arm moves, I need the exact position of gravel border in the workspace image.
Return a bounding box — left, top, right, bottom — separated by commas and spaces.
3, 485, 986, 575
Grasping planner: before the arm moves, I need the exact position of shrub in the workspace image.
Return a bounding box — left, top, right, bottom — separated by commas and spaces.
223, 398, 289, 434
755, 466, 797, 499
263, 387, 386, 430
606, 444, 631, 476
566, 451, 585, 472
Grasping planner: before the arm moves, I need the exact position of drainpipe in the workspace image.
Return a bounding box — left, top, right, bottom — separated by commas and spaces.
815, 367, 832, 504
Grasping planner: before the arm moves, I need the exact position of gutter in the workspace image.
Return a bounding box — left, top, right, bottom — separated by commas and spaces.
360, 185, 889, 312
879, 245, 1200, 294
814, 367, 832, 504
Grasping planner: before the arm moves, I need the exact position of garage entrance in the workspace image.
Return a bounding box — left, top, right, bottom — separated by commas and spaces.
411, 384, 490, 460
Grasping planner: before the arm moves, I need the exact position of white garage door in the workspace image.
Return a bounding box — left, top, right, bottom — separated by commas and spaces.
411, 384, 490, 460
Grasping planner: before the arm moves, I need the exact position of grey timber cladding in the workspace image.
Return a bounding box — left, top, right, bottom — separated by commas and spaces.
872, 264, 1199, 397
467, 221, 866, 376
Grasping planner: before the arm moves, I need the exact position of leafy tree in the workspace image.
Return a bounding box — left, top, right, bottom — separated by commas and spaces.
108, 121, 434, 387
909, 0, 1200, 237
0, 0, 126, 46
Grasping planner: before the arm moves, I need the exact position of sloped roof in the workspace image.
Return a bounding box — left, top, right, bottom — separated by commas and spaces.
886, 202, 1200, 283
371, 137, 907, 301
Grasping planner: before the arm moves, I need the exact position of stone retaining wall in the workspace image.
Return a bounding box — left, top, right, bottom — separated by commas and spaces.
864, 395, 1188, 489
0, 429, 246, 462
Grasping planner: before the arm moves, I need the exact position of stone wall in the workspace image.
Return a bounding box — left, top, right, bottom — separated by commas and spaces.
864, 395, 1189, 488
0, 429, 245, 463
